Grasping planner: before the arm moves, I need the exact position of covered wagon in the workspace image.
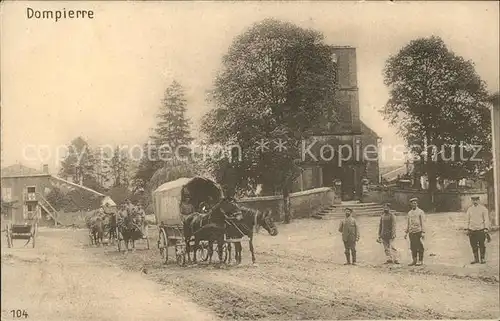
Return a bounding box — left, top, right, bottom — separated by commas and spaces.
152, 176, 223, 265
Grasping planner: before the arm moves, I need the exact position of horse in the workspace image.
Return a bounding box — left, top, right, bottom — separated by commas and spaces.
118, 213, 144, 251
183, 198, 242, 264
107, 212, 118, 244
87, 216, 104, 246
225, 207, 278, 264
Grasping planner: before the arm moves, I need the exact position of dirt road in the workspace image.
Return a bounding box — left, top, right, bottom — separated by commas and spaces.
2, 213, 499, 320
1, 229, 218, 321
106, 214, 500, 320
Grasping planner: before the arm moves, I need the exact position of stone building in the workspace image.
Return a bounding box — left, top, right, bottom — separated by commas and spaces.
1, 163, 113, 225
292, 46, 380, 201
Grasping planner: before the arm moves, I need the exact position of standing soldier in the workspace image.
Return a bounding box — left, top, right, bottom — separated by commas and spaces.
466, 196, 490, 264
338, 208, 360, 265
377, 203, 399, 264
404, 198, 425, 266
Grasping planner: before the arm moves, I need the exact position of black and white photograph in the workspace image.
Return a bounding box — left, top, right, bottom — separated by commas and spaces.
1, 1, 499, 320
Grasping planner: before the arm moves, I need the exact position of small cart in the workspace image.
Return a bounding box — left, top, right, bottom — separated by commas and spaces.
5, 220, 37, 248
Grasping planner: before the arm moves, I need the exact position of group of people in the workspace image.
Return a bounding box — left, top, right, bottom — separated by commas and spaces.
338, 196, 492, 266
88, 199, 147, 236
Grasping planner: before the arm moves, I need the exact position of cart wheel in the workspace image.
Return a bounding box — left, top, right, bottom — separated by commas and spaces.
159, 229, 168, 264
198, 241, 209, 262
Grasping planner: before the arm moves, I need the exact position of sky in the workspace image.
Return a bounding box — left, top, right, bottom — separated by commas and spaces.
1, 1, 499, 172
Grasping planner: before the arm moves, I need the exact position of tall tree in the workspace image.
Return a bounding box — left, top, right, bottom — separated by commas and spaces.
92, 147, 112, 188
133, 81, 194, 201
59, 137, 96, 185
110, 146, 130, 187
383, 36, 492, 202
202, 18, 337, 223
151, 80, 193, 160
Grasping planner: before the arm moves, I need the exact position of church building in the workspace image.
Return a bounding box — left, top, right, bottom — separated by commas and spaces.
292, 46, 380, 201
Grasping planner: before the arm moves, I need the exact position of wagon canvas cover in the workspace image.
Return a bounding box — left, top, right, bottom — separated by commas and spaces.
152, 177, 222, 225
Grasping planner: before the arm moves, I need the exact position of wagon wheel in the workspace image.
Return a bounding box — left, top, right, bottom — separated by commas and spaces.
158, 228, 168, 264
197, 241, 209, 262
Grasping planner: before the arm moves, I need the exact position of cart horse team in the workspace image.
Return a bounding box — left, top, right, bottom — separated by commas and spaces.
85, 176, 278, 266
154, 177, 278, 266
86, 199, 150, 251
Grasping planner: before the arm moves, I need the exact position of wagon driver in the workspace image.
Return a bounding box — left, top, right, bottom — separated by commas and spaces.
180, 194, 196, 216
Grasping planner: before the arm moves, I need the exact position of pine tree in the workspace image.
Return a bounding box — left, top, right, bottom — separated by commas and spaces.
59, 137, 95, 185
93, 147, 112, 188
111, 146, 130, 187
132, 81, 194, 206
151, 80, 193, 161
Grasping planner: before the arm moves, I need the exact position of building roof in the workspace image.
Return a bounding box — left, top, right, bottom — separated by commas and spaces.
360, 121, 381, 139
1, 164, 107, 198
382, 163, 414, 182
49, 175, 106, 197
1, 164, 45, 178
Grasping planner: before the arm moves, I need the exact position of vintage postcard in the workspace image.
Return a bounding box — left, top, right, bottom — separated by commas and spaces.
1, 1, 499, 320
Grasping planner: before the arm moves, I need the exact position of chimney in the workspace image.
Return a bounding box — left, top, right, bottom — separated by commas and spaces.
42, 164, 49, 174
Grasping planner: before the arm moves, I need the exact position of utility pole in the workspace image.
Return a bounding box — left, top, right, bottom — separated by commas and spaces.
489, 92, 500, 227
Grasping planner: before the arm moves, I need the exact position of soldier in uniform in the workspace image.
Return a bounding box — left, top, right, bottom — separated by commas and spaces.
404, 198, 426, 266
338, 207, 360, 265
466, 196, 490, 264
377, 203, 399, 264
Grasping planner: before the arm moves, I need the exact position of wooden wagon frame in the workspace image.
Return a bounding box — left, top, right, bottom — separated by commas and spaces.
152, 176, 228, 265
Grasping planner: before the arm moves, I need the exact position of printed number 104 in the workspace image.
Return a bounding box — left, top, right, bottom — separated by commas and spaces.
10, 310, 28, 318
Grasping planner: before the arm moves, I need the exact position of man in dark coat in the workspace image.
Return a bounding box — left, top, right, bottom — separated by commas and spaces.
338, 208, 360, 265
378, 203, 399, 264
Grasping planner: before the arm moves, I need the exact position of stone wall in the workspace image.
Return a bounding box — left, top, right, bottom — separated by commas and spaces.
362, 187, 487, 213
238, 187, 335, 222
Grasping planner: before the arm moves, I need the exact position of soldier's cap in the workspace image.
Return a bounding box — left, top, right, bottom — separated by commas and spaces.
471, 196, 480, 200
409, 198, 418, 202
384, 202, 391, 207
345, 207, 353, 212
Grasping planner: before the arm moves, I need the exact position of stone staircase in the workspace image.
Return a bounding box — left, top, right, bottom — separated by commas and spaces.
312, 201, 401, 220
